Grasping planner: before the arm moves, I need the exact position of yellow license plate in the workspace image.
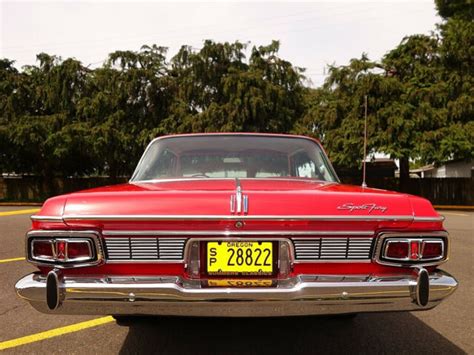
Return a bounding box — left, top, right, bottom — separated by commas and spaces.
207, 241, 274, 275
207, 279, 273, 287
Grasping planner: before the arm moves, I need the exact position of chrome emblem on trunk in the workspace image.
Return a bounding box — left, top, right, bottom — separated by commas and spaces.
230, 179, 248, 214
337, 203, 388, 213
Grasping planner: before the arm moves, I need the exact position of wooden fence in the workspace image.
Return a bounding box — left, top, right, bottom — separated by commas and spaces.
0, 177, 128, 203
0, 176, 472, 206
340, 177, 473, 206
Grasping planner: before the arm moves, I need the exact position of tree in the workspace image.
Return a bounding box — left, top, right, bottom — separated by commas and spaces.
168, 40, 306, 133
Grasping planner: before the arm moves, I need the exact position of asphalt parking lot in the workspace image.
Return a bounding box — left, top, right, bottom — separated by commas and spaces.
0, 207, 472, 354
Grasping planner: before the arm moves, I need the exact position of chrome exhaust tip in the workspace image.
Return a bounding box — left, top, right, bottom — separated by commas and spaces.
46, 270, 63, 310
415, 268, 430, 307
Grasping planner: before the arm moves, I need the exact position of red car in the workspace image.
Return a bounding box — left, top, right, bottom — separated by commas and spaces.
16, 133, 457, 318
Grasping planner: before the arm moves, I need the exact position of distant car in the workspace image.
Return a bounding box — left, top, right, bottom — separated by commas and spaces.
16, 133, 457, 318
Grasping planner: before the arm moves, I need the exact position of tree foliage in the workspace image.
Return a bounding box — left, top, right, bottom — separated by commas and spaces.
0, 41, 306, 177
1, 1, 473, 178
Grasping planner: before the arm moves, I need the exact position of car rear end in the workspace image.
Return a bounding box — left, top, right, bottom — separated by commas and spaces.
16, 207, 457, 317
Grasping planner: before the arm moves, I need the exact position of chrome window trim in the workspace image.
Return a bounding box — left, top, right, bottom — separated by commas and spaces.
130, 178, 337, 185
31, 214, 444, 223
373, 231, 448, 267
26, 230, 104, 269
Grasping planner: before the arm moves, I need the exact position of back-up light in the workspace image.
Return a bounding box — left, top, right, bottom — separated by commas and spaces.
382, 238, 445, 263
30, 238, 94, 263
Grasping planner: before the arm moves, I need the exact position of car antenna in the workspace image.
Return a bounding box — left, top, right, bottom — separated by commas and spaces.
362, 95, 368, 189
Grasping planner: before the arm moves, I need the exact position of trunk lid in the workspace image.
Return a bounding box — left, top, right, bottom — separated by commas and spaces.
61, 179, 415, 227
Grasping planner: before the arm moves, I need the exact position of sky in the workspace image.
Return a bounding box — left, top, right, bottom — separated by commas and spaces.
1, 0, 440, 86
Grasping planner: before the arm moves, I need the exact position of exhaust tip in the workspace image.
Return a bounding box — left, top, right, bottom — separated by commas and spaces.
46, 270, 61, 310
415, 268, 430, 307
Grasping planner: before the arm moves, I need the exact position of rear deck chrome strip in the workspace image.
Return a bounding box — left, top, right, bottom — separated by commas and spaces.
32, 214, 444, 223
63, 214, 416, 221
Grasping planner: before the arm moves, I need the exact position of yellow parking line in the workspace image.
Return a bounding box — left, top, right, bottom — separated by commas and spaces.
0, 208, 40, 217
0, 316, 115, 351
0, 257, 25, 263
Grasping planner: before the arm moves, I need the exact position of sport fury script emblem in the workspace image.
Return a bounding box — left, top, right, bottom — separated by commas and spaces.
337, 203, 388, 213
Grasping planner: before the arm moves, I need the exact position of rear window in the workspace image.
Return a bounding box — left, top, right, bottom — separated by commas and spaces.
131, 135, 338, 182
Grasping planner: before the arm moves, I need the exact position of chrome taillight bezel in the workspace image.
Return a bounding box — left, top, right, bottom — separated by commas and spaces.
374, 231, 448, 267
26, 230, 104, 268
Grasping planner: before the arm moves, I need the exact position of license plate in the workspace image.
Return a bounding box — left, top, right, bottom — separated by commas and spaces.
207, 279, 274, 287
207, 241, 274, 276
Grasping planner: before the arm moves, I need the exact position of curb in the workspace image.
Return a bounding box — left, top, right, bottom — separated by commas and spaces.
434, 205, 474, 211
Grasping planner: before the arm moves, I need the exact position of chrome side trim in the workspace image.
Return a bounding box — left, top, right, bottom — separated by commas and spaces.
61, 214, 416, 221
25, 230, 104, 269
101, 230, 375, 236
15, 271, 458, 317
414, 216, 445, 222
373, 231, 449, 267
31, 215, 63, 222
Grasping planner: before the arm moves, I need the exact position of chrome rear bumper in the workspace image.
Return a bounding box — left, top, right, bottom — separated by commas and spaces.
15, 271, 457, 317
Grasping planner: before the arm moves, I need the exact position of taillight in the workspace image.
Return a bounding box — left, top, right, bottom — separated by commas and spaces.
67, 240, 93, 260
421, 240, 444, 259
30, 238, 95, 264
380, 236, 446, 264
385, 241, 409, 259
31, 239, 55, 261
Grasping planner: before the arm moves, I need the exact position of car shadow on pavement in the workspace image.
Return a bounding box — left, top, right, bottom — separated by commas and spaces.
118, 312, 465, 355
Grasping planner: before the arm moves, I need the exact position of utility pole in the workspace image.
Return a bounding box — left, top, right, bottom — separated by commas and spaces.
362, 95, 368, 188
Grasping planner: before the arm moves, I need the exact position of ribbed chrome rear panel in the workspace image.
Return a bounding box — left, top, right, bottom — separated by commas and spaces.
292, 237, 374, 260
105, 238, 186, 261
104, 236, 373, 262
